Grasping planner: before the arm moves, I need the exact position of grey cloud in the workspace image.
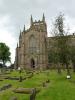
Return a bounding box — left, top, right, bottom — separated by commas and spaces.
0, 0, 75, 38
1, 0, 75, 63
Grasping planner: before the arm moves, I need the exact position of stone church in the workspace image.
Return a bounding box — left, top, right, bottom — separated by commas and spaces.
14, 14, 75, 70
14, 14, 49, 70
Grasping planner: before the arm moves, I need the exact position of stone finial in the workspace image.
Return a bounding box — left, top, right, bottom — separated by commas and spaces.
19, 30, 22, 38
30, 15, 33, 26
42, 13, 45, 22
17, 43, 18, 47
23, 25, 25, 32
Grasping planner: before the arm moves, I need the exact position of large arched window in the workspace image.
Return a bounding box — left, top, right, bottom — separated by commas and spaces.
29, 35, 37, 53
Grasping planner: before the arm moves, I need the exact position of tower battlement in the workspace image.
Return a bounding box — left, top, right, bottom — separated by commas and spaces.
30, 14, 47, 32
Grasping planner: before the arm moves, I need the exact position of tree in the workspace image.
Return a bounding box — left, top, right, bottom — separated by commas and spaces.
0, 43, 11, 66
52, 13, 70, 74
48, 47, 59, 68
70, 46, 75, 72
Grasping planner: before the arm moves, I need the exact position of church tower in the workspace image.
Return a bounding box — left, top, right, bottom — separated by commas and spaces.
14, 14, 48, 70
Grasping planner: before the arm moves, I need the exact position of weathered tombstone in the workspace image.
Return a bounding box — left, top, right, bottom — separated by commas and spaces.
0, 84, 12, 91
30, 88, 36, 100
42, 82, 46, 87
0, 79, 3, 81
46, 79, 50, 83
19, 76, 22, 82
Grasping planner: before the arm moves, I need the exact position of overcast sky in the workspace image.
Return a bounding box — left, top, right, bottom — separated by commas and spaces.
0, 0, 75, 64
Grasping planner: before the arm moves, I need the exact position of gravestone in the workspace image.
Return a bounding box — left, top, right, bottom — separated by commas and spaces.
19, 76, 22, 82
0, 84, 12, 91
30, 88, 36, 100
46, 79, 50, 83
42, 82, 46, 87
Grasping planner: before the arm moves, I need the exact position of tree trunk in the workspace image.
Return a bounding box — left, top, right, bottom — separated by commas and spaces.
3, 60, 5, 67
57, 63, 61, 74
62, 64, 65, 71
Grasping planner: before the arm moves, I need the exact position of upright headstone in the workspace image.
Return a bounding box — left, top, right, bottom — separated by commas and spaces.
30, 88, 36, 100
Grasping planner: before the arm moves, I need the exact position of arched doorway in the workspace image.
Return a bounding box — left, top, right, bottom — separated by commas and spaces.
31, 58, 35, 68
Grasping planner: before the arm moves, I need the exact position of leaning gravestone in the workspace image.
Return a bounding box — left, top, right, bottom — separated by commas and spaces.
0, 84, 12, 91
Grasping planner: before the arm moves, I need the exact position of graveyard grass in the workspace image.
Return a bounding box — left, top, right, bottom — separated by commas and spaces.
0, 69, 75, 100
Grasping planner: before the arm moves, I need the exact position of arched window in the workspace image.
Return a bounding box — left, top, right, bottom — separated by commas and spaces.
29, 35, 37, 53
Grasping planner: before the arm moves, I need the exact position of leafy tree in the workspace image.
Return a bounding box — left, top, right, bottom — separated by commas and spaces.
48, 48, 59, 64
70, 46, 75, 72
0, 43, 11, 66
52, 13, 70, 74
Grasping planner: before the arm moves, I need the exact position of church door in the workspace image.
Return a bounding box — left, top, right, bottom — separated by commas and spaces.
31, 59, 35, 68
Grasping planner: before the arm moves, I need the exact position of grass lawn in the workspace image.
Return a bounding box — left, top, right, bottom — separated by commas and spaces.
0, 69, 75, 100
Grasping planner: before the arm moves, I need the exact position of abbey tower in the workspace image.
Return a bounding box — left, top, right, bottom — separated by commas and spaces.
14, 14, 48, 70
